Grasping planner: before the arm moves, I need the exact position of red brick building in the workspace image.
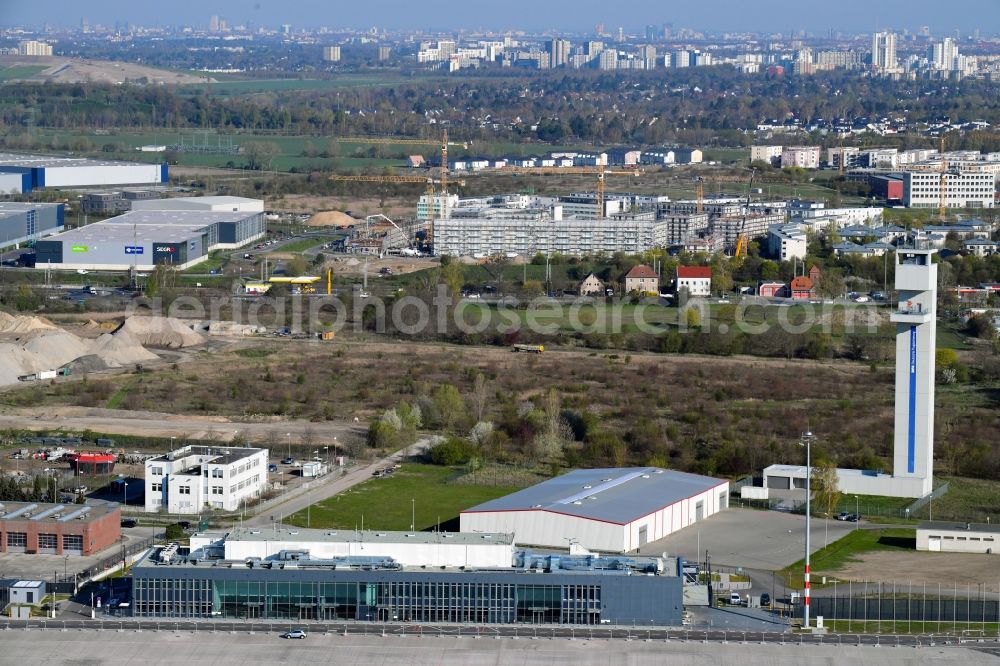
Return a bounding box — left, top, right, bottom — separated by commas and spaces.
0, 502, 120, 556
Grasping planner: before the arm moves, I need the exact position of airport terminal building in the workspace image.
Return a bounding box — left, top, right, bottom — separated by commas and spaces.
34, 209, 265, 271
130, 527, 684, 625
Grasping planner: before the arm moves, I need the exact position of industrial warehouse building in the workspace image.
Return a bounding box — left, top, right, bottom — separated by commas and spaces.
130, 195, 265, 213
132, 528, 684, 624
917, 522, 1000, 554
0, 153, 167, 194
0, 501, 121, 556
460, 468, 730, 553
34, 208, 265, 271
0, 202, 65, 248
144, 444, 269, 514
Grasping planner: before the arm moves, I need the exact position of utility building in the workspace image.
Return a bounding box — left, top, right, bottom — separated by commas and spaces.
461, 468, 729, 553
144, 445, 269, 514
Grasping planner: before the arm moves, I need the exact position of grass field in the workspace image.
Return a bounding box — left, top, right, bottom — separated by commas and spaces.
284, 463, 521, 531
781, 528, 916, 588
909, 477, 1000, 522
0, 65, 48, 82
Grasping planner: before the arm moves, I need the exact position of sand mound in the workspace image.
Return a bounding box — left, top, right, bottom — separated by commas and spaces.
0, 312, 58, 336
114, 316, 206, 349
305, 211, 355, 227
92, 329, 159, 365
0, 313, 201, 386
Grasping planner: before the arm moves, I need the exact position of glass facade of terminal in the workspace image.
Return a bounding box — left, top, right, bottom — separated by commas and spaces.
131, 568, 680, 625
133, 577, 602, 624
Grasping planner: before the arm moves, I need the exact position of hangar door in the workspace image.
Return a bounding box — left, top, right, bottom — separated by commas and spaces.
928, 538, 941, 552
695, 501, 704, 521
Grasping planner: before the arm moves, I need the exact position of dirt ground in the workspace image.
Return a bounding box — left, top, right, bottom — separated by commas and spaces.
325, 255, 438, 277
0, 55, 211, 85
269, 194, 415, 217
821, 550, 1000, 586
0, 404, 364, 446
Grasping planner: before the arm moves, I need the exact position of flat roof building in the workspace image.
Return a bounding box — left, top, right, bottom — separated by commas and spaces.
130, 196, 265, 213
0, 501, 120, 556
461, 467, 729, 553
917, 521, 1000, 554
191, 526, 516, 569
34, 209, 265, 271
132, 532, 683, 625
0, 202, 65, 249
144, 444, 269, 514
0, 153, 167, 194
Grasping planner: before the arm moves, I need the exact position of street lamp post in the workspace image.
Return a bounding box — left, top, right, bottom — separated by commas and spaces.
854, 495, 860, 531
799, 430, 816, 630
411, 499, 415, 532
286, 433, 291, 459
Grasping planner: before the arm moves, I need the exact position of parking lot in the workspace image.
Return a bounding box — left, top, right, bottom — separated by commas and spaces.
639, 508, 855, 570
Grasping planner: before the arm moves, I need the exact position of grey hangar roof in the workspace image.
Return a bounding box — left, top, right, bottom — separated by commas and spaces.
463, 467, 726, 525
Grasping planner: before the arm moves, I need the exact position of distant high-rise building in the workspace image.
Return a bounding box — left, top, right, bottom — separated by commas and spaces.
598, 49, 618, 70
872, 31, 898, 72
595, 23, 605, 37
919, 26, 931, 38
282, 24, 292, 36
81, 17, 90, 33
209, 15, 220, 32
617, 27, 624, 42
639, 45, 657, 69
378, 46, 391, 61
323, 46, 342, 63
585, 41, 604, 57
645, 25, 657, 42
546, 38, 571, 68
672, 50, 691, 68
18, 40, 52, 57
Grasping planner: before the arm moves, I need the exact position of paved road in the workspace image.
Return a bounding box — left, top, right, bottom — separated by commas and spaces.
2, 617, 996, 650
2, 630, 994, 666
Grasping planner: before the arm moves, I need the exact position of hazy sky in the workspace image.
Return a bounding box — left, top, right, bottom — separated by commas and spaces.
0, 0, 993, 33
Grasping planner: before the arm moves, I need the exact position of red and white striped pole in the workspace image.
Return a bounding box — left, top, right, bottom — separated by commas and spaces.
801, 430, 814, 629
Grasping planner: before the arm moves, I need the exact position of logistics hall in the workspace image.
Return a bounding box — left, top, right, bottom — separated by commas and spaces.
34, 208, 265, 271
0, 153, 167, 194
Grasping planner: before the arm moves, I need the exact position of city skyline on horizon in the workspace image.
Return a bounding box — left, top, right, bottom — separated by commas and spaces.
0, 0, 994, 35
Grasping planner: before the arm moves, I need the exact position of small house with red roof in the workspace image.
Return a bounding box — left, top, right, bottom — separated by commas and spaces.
676, 266, 712, 297
624, 264, 660, 295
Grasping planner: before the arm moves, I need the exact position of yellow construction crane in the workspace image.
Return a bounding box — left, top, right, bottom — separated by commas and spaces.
733, 168, 757, 260
487, 165, 642, 219
329, 130, 465, 195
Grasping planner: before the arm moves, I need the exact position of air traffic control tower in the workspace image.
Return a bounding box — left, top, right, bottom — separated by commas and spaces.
889, 246, 937, 497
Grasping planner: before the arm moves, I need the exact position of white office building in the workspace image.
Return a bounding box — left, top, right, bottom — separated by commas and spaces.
18, 40, 52, 56
144, 445, 269, 514
190, 527, 516, 569
767, 224, 808, 262
902, 171, 995, 209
